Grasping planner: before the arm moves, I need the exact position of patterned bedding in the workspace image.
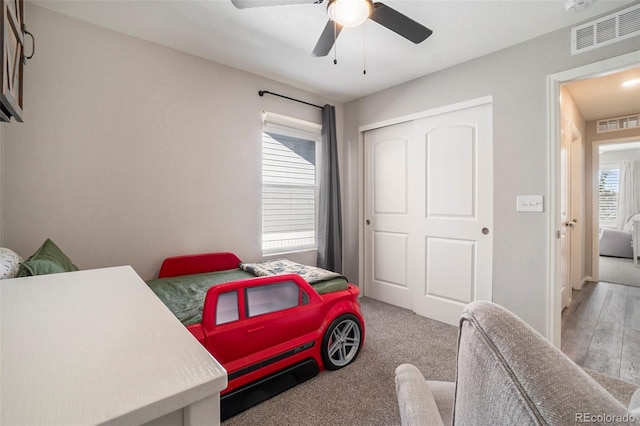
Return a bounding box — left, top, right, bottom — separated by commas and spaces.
239, 258, 345, 284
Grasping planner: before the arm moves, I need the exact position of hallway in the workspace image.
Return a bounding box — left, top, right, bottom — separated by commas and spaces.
562, 281, 640, 386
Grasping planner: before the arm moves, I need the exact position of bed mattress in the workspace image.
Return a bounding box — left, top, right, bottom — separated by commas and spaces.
147, 268, 348, 326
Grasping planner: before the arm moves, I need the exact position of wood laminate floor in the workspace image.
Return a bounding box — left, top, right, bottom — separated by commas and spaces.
562, 281, 640, 385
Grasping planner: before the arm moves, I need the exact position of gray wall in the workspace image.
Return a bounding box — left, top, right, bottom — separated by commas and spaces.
1, 4, 343, 280
342, 21, 639, 334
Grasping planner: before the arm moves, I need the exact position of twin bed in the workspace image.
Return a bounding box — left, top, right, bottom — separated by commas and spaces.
146, 253, 349, 326
145, 252, 364, 420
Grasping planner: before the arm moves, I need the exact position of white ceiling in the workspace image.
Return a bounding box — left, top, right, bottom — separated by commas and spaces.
31, 0, 637, 103
564, 66, 640, 121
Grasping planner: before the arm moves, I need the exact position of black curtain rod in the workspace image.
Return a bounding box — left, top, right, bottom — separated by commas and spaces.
259, 90, 325, 110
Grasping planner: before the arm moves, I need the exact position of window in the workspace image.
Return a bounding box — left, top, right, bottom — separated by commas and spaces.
262, 113, 321, 253
598, 165, 619, 227
216, 291, 239, 325
245, 281, 299, 317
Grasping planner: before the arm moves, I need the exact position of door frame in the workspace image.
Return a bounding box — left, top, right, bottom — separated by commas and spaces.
357, 96, 493, 304
546, 51, 639, 347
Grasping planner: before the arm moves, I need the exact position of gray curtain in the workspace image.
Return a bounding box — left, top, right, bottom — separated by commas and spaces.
317, 104, 342, 272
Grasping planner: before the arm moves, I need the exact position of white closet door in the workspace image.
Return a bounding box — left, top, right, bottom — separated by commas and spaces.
364, 101, 493, 325
411, 102, 493, 325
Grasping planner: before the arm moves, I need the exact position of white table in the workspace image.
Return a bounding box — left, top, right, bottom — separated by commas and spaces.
1, 266, 227, 425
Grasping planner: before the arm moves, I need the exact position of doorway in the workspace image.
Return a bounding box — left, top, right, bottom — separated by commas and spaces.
595, 139, 640, 287
547, 52, 640, 347
559, 119, 583, 311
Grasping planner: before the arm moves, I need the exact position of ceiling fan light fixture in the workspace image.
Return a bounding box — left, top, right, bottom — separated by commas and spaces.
622, 78, 640, 88
327, 0, 372, 27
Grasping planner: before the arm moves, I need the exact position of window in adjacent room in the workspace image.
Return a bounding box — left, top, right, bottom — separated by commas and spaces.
262, 112, 322, 253
598, 164, 619, 228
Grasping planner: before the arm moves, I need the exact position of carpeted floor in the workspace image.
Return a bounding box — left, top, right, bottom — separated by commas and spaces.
223, 297, 638, 425
599, 255, 640, 287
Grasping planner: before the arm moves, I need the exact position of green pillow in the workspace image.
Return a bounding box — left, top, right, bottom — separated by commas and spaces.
16, 238, 79, 277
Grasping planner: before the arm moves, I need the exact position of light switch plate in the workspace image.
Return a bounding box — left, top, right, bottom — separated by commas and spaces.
517, 195, 544, 212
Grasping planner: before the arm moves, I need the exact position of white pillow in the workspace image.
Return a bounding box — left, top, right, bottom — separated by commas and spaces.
0, 247, 23, 279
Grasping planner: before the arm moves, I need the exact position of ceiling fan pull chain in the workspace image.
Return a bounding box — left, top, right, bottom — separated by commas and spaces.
333, 20, 338, 65
363, 22, 366, 75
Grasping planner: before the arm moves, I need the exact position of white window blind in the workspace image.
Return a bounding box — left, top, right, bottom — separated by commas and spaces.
262, 116, 321, 253
598, 166, 619, 227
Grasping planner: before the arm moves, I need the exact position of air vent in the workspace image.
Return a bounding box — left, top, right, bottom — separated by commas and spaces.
572, 3, 640, 54
597, 114, 640, 133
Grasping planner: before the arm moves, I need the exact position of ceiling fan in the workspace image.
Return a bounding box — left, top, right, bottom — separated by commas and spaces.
230, 0, 433, 57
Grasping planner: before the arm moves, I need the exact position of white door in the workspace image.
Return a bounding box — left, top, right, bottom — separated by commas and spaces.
363, 121, 414, 309
364, 101, 493, 325
570, 130, 583, 292
559, 120, 573, 310
411, 103, 493, 325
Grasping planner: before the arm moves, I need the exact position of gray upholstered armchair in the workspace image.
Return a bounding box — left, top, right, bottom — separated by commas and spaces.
395, 301, 640, 425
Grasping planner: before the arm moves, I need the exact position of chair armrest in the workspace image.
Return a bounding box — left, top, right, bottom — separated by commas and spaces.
395, 364, 445, 426
629, 388, 640, 415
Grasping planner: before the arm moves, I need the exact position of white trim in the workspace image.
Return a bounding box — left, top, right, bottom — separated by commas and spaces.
547, 75, 561, 347
262, 247, 317, 258
358, 131, 365, 295
358, 96, 493, 133
260, 122, 323, 255
599, 160, 622, 168
546, 51, 639, 348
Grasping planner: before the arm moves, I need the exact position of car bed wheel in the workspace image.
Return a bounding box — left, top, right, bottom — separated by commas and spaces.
321, 314, 362, 370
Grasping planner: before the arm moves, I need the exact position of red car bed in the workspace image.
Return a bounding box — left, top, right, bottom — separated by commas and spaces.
146, 252, 365, 420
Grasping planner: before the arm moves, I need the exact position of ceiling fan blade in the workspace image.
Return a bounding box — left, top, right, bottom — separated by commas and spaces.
312, 20, 343, 57
231, 0, 320, 9
370, 2, 433, 44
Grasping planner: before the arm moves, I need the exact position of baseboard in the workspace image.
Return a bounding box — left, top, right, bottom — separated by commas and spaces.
572, 277, 592, 291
